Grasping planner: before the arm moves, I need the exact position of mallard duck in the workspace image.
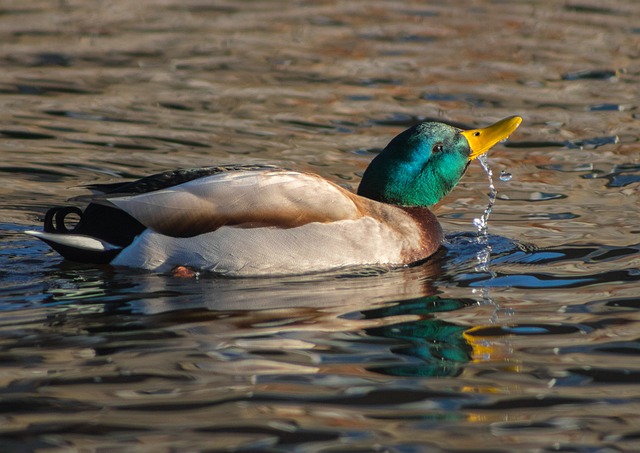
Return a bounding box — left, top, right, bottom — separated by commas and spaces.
26, 116, 521, 276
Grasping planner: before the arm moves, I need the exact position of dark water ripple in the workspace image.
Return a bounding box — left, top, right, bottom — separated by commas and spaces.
581, 163, 640, 188
65, 139, 157, 151
578, 297, 640, 313
546, 341, 640, 357
0, 129, 56, 140
562, 69, 618, 81
461, 269, 639, 289
0, 81, 100, 95
505, 135, 619, 150
464, 395, 596, 411
43, 110, 154, 125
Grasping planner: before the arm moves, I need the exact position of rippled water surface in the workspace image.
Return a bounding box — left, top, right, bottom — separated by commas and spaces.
2, 0, 640, 451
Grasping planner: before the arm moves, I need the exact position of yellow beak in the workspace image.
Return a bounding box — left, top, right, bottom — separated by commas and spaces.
460, 116, 522, 160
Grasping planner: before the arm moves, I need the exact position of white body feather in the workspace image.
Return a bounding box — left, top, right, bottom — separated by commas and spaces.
111, 217, 411, 276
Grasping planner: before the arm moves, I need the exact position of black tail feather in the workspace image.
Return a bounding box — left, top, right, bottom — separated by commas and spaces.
42, 203, 145, 250
44, 206, 83, 233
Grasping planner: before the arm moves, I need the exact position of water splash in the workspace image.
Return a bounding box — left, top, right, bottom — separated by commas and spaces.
471, 157, 516, 320
472, 154, 500, 313
473, 154, 496, 239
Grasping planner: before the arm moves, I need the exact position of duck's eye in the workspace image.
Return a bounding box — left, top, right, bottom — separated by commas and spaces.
432, 143, 444, 154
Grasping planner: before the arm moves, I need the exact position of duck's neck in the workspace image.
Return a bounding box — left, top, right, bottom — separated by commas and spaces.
357, 160, 463, 207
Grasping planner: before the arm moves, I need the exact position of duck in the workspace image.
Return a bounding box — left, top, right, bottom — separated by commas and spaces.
26, 116, 521, 276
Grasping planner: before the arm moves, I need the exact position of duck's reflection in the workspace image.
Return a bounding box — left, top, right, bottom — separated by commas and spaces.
43, 248, 446, 313
40, 253, 492, 380
363, 296, 476, 377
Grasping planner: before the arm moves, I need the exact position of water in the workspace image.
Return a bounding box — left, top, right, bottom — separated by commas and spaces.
472, 154, 497, 237
499, 170, 512, 182
471, 154, 498, 313
2, 0, 640, 451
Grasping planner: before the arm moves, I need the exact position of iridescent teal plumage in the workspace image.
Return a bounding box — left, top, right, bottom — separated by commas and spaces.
357, 122, 471, 206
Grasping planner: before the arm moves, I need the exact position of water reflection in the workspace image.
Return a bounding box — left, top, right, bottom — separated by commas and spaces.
3, 230, 640, 450
364, 297, 475, 377
43, 257, 444, 315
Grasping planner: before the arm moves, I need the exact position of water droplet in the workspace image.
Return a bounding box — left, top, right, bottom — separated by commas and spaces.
474, 154, 496, 238
500, 170, 512, 182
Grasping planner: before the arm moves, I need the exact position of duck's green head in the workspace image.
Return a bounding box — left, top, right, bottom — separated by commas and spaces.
357, 116, 522, 206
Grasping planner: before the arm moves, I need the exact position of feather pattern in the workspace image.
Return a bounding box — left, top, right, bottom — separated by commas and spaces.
106, 169, 363, 237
